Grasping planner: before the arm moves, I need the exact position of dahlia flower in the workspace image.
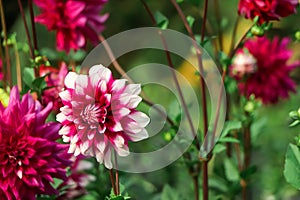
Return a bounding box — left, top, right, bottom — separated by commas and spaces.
238, 0, 298, 23
57, 65, 150, 169
57, 156, 95, 200
0, 86, 71, 200
231, 36, 299, 104
40, 62, 68, 113
231, 51, 257, 78
34, 0, 108, 52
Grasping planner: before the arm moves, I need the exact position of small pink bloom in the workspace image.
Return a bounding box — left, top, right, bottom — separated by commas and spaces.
57, 65, 150, 169
57, 156, 95, 200
231, 36, 300, 104
0, 86, 71, 200
230, 51, 257, 78
238, 0, 298, 23
34, 0, 108, 52
40, 62, 69, 113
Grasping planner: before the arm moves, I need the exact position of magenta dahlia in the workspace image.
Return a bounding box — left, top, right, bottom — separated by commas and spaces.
34, 0, 108, 52
231, 36, 299, 104
57, 65, 150, 169
40, 62, 68, 113
238, 0, 298, 23
0, 86, 71, 200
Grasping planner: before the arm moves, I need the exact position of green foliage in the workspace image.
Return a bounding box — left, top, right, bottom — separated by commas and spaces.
161, 185, 182, 200
154, 11, 169, 30
224, 158, 240, 182
284, 143, 300, 189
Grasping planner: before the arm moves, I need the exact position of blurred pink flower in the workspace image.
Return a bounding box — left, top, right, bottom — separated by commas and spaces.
0, 86, 71, 200
230, 51, 257, 78
238, 0, 298, 23
232, 36, 299, 104
57, 65, 150, 169
34, 0, 108, 52
57, 156, 95, 200
40, 62, 68, 113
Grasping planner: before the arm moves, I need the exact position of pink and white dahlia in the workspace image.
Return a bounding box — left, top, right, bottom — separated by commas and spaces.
40, 62, 69, 113
57, 65, 150, 169
231, 36, 299, 104
34, 0, 108, 52
238, 0, 298, 24
0, 86, 71, 200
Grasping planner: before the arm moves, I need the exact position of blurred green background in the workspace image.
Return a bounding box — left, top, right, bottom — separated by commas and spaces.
2, 0, 300, 199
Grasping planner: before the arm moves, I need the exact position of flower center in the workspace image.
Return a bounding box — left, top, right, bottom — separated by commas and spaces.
80, 104, 107, 125
6, 148, 23, 167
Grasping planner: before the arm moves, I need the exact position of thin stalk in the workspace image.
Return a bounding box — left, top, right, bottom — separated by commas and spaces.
244, 125, 251, 169
114, 151, 120, 195
0, 35, 6, 89
14, 44, 22, 91
0, 0, 11, 87
17, 0, 34, 59
28, 0, 38, 51
201, 0, 209, 199
109, 169, 117, 196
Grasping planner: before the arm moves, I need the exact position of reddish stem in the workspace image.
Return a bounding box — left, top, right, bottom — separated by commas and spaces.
109, 169, 117, 196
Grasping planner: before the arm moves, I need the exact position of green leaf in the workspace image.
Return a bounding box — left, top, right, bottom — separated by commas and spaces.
220, 121, 242, 138
23, 68, 35, 87
224, 158, 240, 182
213, 143, 226, 154
284, 143, 300, 189
154, 11, 169, 30
290, 120, 300, 127
176, 0, 184, 3
186, 15, 195, 28
161, 185, 181, 200
218, 137, 240, 143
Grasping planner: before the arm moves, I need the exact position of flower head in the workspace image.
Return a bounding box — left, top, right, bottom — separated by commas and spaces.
34, 0, 108, 52
0, 86, 71, 200
57, 65, 150, 169
231, 51, 257, 78
40, 62, 68, 113
238, 0, 298, 23
231, 36, 299, 104
57, 156, 95, 200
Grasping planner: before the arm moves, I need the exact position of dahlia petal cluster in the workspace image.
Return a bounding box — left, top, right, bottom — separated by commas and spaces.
0, 86, 71, 200
231, 36, 299, 104
40, 62, 68, 113
238, 0, 298, 23
57, 156, 95, 200
34, 0, 109, 52
57, 65, 150, 169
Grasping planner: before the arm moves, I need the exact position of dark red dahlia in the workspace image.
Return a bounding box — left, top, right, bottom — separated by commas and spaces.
231, 36, 299, 104
0, 87, 71, 200
238, 0, 298, 23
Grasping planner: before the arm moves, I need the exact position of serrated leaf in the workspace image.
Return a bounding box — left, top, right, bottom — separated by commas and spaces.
154, 11, 169, 30
218, 137, 240, 143
224, 158, 240, 182
220, 121, 242, 138
186, 15, 195, 28
284, 143, 300, 189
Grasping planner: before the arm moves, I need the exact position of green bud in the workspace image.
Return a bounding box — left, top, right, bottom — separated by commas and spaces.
295, 31, 300, 41
251, 25, 264, 37
163, 132, 172, 142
